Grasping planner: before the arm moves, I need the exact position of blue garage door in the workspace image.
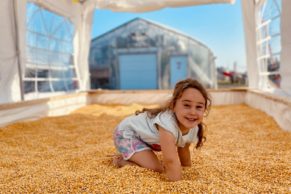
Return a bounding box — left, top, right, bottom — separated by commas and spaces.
170, 56, 188, 88
119, 54, 157, 89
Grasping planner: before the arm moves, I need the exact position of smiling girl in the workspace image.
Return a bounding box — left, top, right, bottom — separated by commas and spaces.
112, 78, 211, 181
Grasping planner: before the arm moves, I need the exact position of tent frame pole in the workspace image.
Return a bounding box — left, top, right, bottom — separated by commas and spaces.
12, 0, 24, 101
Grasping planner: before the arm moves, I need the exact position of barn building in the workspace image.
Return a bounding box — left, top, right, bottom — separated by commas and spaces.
89, 18, 217, 89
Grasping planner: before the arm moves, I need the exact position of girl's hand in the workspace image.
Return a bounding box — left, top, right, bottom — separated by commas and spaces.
158, 126, 181, 181
178, 143, 191, 166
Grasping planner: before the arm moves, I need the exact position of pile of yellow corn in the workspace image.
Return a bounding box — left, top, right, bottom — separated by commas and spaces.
0, 104, 290, 193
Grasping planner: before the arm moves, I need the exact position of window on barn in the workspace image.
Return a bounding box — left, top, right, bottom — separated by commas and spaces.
24, 2, 79, 99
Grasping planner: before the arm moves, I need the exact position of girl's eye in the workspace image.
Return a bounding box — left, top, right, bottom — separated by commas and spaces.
183, 104, 191, 108
196, 105, 204, 110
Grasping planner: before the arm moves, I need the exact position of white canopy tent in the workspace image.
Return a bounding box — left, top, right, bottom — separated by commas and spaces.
242, 0, 291, 96
0, 0, 95, 102
0, 0, 291, 131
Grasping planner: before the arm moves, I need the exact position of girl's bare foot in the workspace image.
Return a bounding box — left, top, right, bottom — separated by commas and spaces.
112, 154, 134, 168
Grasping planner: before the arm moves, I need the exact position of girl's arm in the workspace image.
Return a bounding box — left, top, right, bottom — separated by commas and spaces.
158, 126, 181, 181
178, 143, 191, 167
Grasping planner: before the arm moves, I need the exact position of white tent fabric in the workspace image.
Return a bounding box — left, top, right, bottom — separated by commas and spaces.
27, 0, 95, 92
280, 0, 291, 96
242, 0, 291, 96
241, 0, 258, 89
95, 0, 235, 12
0, 0, 94, 104
0, 0, 26, 103
240, 0, 291, 131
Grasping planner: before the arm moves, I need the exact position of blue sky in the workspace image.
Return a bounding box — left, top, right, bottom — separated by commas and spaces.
91, 0, 246, 72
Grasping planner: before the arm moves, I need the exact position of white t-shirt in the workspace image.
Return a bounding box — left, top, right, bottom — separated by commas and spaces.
116, 110, 199, 148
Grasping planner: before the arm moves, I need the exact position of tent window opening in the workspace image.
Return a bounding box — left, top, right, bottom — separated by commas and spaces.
256, 0, 282, 90
24, 2, 78, 99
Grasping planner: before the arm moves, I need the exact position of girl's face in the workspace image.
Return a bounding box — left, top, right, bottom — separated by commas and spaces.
173, 88, 206, 132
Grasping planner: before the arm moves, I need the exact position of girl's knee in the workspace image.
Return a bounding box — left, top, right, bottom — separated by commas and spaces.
150, 164, 164, 173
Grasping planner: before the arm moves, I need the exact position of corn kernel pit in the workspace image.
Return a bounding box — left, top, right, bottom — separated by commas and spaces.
0, 104, 290, 193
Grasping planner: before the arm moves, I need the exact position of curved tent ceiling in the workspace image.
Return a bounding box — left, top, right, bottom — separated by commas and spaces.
93, 0, 235, 12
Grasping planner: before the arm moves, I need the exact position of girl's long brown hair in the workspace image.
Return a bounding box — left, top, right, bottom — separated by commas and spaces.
136, 78, 211, 149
